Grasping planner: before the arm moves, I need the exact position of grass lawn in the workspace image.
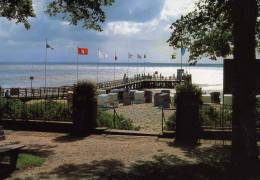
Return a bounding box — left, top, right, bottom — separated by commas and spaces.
17, 153, 45, 169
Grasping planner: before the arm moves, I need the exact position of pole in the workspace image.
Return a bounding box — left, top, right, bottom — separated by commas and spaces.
181, 27, 183, 70
144, 55, 146, 75
97, 49, 99, 83
181, 46, 183, 70
76, 47, 79, 82
137, 56, 139, 76
114, 50, 116, 82
45, 38, 47, 90
127, 55, 129, 78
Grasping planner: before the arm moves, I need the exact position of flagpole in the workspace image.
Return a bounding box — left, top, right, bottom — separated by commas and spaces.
97, 49, 99, 84
45, 38, 47, 90
144, 55, 146, 76
181, 28, 183, 70
137, 55, 139, 76
127, 54, 129, 78
76, 46, 79, 82
114, 50, 116, 82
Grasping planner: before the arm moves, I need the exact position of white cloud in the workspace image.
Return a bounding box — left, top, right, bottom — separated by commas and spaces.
104, 21, 141, 36
160, 0, 197, 20
102, 19, 160, 37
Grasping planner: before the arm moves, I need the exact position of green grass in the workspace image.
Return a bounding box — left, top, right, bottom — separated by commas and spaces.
97, 110, 140, 131
16, 153, 45, 169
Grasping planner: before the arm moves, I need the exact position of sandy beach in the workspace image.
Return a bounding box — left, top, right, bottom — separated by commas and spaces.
108, 103, 174, 134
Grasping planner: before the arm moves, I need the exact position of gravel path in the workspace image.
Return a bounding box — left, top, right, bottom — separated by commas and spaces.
2, 131, 221, 180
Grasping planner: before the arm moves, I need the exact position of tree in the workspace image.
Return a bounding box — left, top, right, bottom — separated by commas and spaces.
0, 0, 115, 31
168, 0, 259, 176
168, 0, 260, 63
231, 0, 258, 176
0, 0, 35, 29
46, 0, 115, 32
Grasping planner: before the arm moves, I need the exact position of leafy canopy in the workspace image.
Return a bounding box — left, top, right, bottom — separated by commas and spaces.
0, 0, 35, 29
168, 0, 260, 63
0, 0, 114, 31
46, 0, 115, 32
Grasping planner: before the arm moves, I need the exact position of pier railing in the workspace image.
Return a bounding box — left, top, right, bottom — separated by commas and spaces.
0, 87, 72, 99
1, 76, 179, 99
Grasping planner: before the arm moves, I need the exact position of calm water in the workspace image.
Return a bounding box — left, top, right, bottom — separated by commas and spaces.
0, 63, 223, 92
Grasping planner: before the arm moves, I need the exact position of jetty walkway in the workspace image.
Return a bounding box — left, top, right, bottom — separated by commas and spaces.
0, 76, 181, 100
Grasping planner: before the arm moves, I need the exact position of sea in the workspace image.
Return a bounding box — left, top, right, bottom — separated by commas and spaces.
0, 62, 223, 93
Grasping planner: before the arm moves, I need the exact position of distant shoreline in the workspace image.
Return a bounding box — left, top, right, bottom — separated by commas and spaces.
0, 62, 223, 68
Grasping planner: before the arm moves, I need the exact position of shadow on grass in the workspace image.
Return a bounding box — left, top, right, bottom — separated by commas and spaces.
37, 146, 236, 180
0, 144, 55, 179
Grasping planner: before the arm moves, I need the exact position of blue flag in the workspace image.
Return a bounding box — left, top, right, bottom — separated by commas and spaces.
181, 48, 185, 56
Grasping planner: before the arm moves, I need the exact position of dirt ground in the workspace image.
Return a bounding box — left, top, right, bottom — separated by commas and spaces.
1, 131, 233, 180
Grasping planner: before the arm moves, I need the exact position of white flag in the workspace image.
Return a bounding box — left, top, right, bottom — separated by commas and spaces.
98, 49, 109, 59
137, 54, 142, 59
128, 53, 134, 59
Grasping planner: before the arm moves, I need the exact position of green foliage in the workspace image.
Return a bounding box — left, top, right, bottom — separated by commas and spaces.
200, 105, 232, 127
174, 82, 202, 105
16, 153, 44, 169
72, 81, 97, 135
0, 0, 35, 29
0, 0, 114, 31
168, 0, 260, 62
0, 98, 72, 121
46, 0, 115, 31
97, 109, 140, 131
165, 112, 176, 131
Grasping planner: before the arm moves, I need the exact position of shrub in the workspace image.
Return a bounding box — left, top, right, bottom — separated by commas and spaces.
165, 112, 176, 131
174, 82, 202, 145
97, 110, 140, 131
200, 105, 232, 128
0, 98, 72, 121
72, 81, 97, 136
0, 98, 23, 120
174, 82, 202, 105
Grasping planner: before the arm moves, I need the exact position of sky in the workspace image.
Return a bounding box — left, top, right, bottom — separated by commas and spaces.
0, 0, 214, 64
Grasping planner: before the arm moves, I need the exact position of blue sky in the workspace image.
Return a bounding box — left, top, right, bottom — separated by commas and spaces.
0, 0, 208, 63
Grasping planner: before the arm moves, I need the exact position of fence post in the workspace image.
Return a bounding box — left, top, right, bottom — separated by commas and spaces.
161, 108, 164, 133
113, 108, 116, 128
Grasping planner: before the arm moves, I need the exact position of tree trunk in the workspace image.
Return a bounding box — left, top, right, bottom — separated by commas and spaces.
231, 0, 258, 176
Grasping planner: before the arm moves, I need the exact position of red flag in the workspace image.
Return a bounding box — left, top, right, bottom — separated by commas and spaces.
78, 48, 88, 55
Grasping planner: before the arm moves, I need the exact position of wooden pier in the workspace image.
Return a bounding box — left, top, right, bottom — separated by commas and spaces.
0, 76, 181, 100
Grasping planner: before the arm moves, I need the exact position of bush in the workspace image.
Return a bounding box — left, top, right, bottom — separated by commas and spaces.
0, 98, 72, 121
97, 110, 140, 131
0, 98, 23, 120
165, 112, 176, 131
200, 105, 232, 127
174, 82, 202, 144
174, 82, 202, 105
72, 81, 97, 136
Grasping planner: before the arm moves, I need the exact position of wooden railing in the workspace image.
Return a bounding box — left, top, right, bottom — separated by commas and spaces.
0, 75, 179, 99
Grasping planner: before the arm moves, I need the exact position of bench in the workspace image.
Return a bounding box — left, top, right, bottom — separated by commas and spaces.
0, 126, 24, 170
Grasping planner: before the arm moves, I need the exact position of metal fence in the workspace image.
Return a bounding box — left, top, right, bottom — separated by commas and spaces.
97, 107, 137, 130
200, 104, 232, 129
161, 108, 176, 133
161, 104, 233, 134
